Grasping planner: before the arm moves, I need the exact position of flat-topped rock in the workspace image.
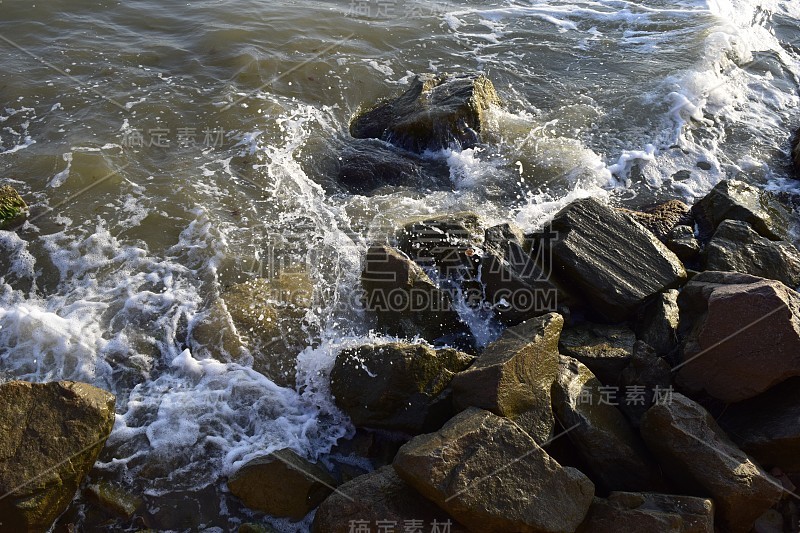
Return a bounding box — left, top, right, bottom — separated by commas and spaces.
577, 492, 714, 532
558, 322, 636, 385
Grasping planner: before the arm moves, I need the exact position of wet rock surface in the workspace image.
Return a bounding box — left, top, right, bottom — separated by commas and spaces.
537, 197, 686, 322
640, 393, 783, 532
0, 184, 27, 229
675, 271, 800, 402
0, 381, 116, 532
393, 408, 595, 533
350, 74, 501, 153
330, 342, 474, 434
451, 313, 562, 444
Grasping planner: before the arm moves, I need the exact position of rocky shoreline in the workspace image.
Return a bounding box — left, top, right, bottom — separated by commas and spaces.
2, 74, 800, 531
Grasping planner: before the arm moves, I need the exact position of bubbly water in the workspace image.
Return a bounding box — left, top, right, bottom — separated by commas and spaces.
1, 0, 799, 528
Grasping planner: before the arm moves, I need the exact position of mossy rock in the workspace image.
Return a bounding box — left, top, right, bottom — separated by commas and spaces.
0, 185, 27, 229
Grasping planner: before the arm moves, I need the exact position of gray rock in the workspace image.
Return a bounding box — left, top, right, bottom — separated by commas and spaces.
793, 129, 800, 178
330, 342, 474, 434
552, 356, 665, 492
558, 322, 636, 385
537, 197, 686, 322
312, 466, 467, 533
691, 180, 792, 241
666, 225, 701, 264
451, 313, 562, 444
676, 271, 800, 402
618, 341, 672, 428
577, 492, 714, 533
227, 449, 337, 519
350, 74, 501, 153
635, 290, 680, 357
0, 381, 116, 532
703, 219, 800, 287
716, 377, 800, 472
396, 212, 484, 279
640, 393, 783, 532
361, 244, 468, 342
393, 408, 595, 533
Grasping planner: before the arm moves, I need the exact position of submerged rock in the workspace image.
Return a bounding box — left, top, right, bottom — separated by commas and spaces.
703, 219, 800, 287
558, 322, 636, 385
330, 342, 474, 434
618, 200, 692, 241
675, 271, 800, 402
552, 356, 665, 492
0, 381, 115, 532
336, 138, 450, 194
312, 466, 467, 533
577, 492, 714, 532
393, 408, 595, 533
716, 377, 800, 472
0, 184, 27, 229
537, 197, 686, 322
361, 244, 468, 342
640, 393, 783, 532
227, 449, 336, 520
85, 481, 142, 518
691, 180, 792, 241
350, 74, 500, 153
451, 313, 562, 444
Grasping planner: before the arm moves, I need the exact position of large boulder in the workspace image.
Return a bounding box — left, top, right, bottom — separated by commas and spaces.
451, 313, 562, 444
618, 200, 692, 241
537, 197, 686, 322
393, 408, 595, 533
336, 138, 450, 194
640, 393, 783, 532
716, 377, 800, 472
193, 271, 314, 387
350, 74, 501, 153
558, 322, 636, 385
312, 466, 467, 533
551, 356, 665, 492
330, 342, 474, 434
691, 180, 792, 241
703, 220, 800, 287
361, 244, 468, 342
618, 342, 672, 428
675, 271, 800, 402
0, 381, 115, 531
0, 184, 27, 229
577, 492, 714, 532
635, 290, 680, 358
227, 449, 337, 520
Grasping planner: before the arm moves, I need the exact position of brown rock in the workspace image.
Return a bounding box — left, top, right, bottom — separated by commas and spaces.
393, 408, 595, 533
558, 322, 636, 385
577, 492, 714, 532
635, 290, 680, 358
618, 200, 692, 241
640, 393, 783, 532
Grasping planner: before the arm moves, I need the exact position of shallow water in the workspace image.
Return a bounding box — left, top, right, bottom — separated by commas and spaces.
1, 0, 799, 529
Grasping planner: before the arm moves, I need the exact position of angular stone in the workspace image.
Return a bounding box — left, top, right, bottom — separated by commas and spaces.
227, 449, 337, 520
618, 342, 672, 428
703, 220, 800, 287
539, 197, 686, 322
577, 492, 714, 533
86, 481, 142, 518
552, 356, 665, 492
640, 394, 783, 532
330, 342, 474, 434
0, 381, 116, 532
396, 212, 484, 279
0, 184, 27, 229
451, 313, 562, 444
691, 180, 792, 241
350, 74, 501, 153
666, 225, 701, 264
716, 377, 800, 472
618, 200, 692, 241
676, 271, 800, 402
361, 244, 468, 342
336, 138, 449, 194
312, 466, 467, 533
635, 290, 680, 357
558, 322, 636, 385
393, 408, 595, 533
